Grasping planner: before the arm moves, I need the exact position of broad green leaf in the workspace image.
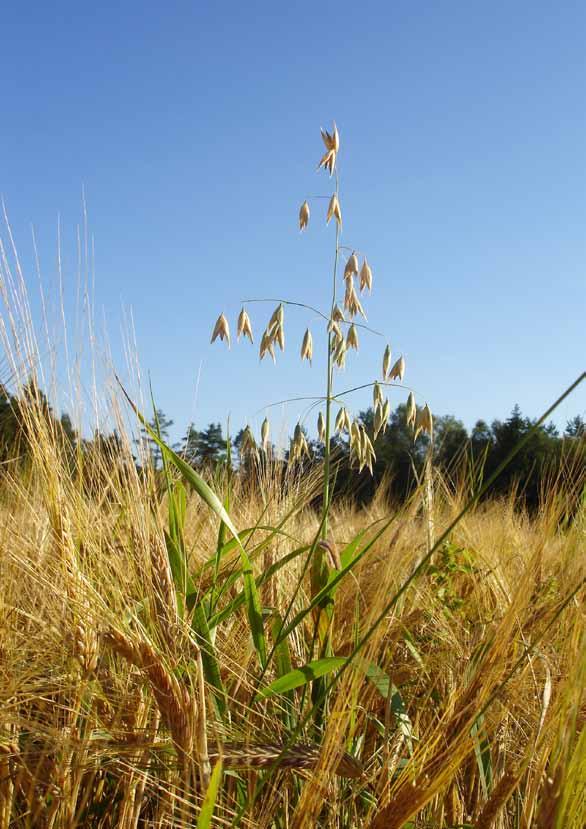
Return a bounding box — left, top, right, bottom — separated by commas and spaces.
191, 604, 228, 721
196, 758, 223, 829
255, 657, 346, 700
339, 529, 368, 570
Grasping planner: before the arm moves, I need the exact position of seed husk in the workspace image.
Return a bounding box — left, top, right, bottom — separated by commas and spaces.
300, 328, 313, 364
389, 355, 405, 382
237, 308, 254, 344
326, 193, 342, 227
344, 252, 359, 280
211, 313, 230, 347
261, 417, 270, 451
299, 200, 310, 231
346, 323, 359, 351
359, 258, 372, 292
382, 345, 391, 380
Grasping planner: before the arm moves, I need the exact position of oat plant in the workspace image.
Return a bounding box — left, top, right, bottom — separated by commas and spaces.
211, 121, 432, 535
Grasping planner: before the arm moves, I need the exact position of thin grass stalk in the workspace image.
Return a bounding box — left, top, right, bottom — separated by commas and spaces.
424, 446, 435, 555
321, 173, 340, 541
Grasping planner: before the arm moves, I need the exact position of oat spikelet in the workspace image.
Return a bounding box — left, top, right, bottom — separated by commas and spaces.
268, 303, 284, 334
261, 417, 270, 451
332, 335, 347, 368
317, 411, 326, 442
237, 308, 254, 343
389, 354, 405, 382
321, 122, 340, 153
240, 425, 258, 458
326, 193, 342, 227
382, 344, 391, 380
319, 122, 339, 175
346, 323, 359, 351
210, 313, 230, 347
299, 200, 310, 231
335, 406, 350, 433
373, 382, 384, 409
374, 399, 389, 440
343, 252, 359, 280
267, 303, 285, 351
328, 318, 343, 343
290, 423, 310, 462
344, 278, 366, 319
300, 328, 313, 364
414, 402, 433, 439
359, 257, 372, 292
259, 330, 276, 363
318, 148, 336, 176
406, 391, 416, 428
332, 304, 345, 323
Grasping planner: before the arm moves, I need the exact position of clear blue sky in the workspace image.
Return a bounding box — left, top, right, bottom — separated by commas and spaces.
1, 1, 584, 444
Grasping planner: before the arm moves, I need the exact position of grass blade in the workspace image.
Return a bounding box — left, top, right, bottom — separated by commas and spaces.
196, 758, 223, 829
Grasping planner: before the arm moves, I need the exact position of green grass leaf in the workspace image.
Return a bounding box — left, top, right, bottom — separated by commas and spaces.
191, 603, 228, 721
196, 758, 223, 829
255, 656, 346, 700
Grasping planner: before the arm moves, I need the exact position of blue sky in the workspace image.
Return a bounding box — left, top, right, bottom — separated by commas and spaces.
1, 1, 584, 443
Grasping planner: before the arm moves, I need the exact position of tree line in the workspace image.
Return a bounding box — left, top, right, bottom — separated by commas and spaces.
1, 381, 584, 509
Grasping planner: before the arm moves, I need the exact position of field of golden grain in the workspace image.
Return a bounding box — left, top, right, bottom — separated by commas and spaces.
0, 121, 584, 828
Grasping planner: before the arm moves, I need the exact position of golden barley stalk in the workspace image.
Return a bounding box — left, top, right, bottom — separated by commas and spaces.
103, 629, 192, 759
